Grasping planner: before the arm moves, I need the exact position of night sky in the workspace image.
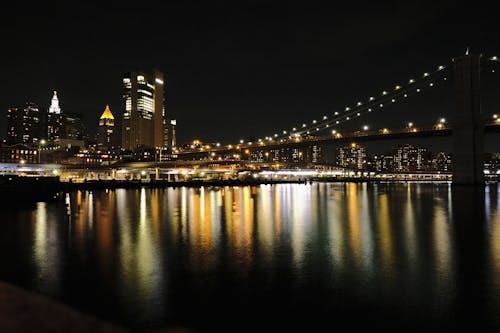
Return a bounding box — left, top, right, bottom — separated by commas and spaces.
1, 1, 499, 151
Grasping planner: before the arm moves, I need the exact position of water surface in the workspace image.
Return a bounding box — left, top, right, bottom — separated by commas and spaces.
1, 183, 499, 332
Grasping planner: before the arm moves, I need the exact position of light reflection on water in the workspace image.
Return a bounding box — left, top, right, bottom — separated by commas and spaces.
1, 183, 500, 331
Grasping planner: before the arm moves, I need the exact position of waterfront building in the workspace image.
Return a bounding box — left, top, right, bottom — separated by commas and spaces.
394, 144, 429, 172
262, 145, 322, 165
432, 152, 452, 172
0, 143, 38, 164
337, 143, 366, 170
97, 105, 115, 148
372, 154, 395, 172
6, 102, 42, 145
122, 70, 165, 151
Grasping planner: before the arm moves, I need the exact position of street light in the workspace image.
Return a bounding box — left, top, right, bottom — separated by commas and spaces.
38, 139, 47, 163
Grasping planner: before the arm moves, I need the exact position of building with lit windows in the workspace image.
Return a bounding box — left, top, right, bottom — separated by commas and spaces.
97, 105, 115, 148
394, 144, 429, 172
0, 143, 38, 164
336, 143, 367, 170
122, 70, 165, 150
6, 102, 42, 145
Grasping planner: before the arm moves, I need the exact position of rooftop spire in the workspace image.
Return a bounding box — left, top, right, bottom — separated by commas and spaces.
48, 90, 61, 114
100, 104, 114, 120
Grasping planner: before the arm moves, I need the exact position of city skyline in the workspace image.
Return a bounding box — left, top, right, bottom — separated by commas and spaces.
1, 2, 499, 147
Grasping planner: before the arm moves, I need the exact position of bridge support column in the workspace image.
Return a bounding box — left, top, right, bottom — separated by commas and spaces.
452, 54, 484, 185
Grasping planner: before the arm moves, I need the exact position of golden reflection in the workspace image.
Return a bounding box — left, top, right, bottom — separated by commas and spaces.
257, 185, 274, 255
274, 185, 281, 240
378, 193, 394, 278
358, 183, 374, 275
347, 183, 361, 266
328, 187, 345, 270
33, 202, 60, 294
242, 186, 254, 258
151, 189, 161, 241
96, 191, 115, 277
432, 198, 452, 286
489, 188, 500, 291
291, 184, 310, 269
403, 185, 417, 268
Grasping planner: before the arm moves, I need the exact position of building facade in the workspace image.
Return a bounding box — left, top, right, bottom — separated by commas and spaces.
47, 91, 64, 142
6, 102, 42, 145
122, 70, 165, 151
337, 143, 367, 170
97, 105, 115, 148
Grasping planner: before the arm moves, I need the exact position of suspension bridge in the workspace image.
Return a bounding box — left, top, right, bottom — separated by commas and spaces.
176, 53, 499, 185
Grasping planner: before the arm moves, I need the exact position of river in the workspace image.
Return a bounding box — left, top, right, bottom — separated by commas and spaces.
1, 182, 499, 332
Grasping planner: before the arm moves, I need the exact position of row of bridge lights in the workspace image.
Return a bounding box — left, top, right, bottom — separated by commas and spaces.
182, 113, 500, 154
233, 56, 498, 148
259, 64, 449, 142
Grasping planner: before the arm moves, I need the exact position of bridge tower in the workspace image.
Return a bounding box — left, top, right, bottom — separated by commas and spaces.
452, 54, 484, 185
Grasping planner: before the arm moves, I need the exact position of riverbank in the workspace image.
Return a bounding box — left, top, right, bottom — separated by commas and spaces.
0, 281, 124, 333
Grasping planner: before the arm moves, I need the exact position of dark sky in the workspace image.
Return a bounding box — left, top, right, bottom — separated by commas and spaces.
1, 1, 499, 151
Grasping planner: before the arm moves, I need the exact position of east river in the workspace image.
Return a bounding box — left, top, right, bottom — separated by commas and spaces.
1, 182, 500, 332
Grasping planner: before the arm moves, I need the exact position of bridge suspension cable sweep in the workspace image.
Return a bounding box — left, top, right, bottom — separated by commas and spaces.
252, 61, 454, 145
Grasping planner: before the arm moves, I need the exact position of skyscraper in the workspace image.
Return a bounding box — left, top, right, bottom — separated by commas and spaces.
6, 102, 42, 145
122, 70, 165, 150
97, 105, 115, 148
47, 91, 64, 141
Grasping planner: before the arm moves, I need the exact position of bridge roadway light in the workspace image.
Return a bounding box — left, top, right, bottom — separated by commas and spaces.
439, 118, 446, 124
362, 125, 369, 131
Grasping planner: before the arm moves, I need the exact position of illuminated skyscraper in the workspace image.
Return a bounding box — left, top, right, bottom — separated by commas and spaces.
97, 105, 115, 148
48, 91, 61, 114
122, 70, 165, 150
47, 91, 64, 141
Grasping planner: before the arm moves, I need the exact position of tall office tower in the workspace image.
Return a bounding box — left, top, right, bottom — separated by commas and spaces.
47, 91, 64, 141
97, 105, 115, 148
122, 70, 165, 151
63, 112, 86, 141
6, 102, 42, 145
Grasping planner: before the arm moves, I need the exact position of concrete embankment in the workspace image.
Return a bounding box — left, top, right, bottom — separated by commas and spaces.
60, 178, 308, 191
